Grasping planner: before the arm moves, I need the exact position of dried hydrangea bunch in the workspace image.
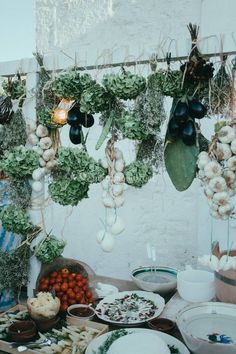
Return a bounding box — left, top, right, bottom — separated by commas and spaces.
80, 83, 112, 114
102, 71, 146, 100
153, 69, 183, 97
0, 145, 39, 178
117, 111, 149, 140
2, 77, 26, 101
51, 71, 95, 100
48, 177, 89, 206
124, 160, 153, 188
34, 234, 66, 263
56, 147, 107, 183
9, 178, 32, 209
198, 124, 236, 219
0, 205, 36, 236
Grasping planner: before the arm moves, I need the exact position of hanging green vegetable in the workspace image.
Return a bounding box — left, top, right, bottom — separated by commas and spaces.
117, 111, 149, 140
34, 234, 66, 263
124, 161, 153, 188
103, 70, 146, 100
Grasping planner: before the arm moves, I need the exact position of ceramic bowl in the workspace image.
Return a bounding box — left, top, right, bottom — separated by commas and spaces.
147, 318, 175, 333
8, 320, 37, 342
177, 269, 215, 302
131, 266, 177, 294
177, 302, 236, 354
34, 316, 60, 332
67, 304, 95, 320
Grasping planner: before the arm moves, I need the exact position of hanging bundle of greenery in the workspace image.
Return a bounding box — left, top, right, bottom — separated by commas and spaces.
80, 83, 113, 114
124, 160, 153, 188
33, 234, 66, 263
117, 111, 149, 140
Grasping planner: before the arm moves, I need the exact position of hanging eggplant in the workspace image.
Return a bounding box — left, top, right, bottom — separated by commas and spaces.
69, 125, 82, 144
0, 96, 13, 124
173, 101, 189, 125
67, 105, 85, 127
188, 100, 207, 119
80, 114, 94, 128
168, 117, 180, 139
180, 120, 196, 146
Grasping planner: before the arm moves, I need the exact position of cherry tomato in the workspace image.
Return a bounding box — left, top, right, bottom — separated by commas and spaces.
57, 291, 64, 298
76, 274, 83, 281
61, 268, 70, 275
61, 282, 69, 292
82, 278, 87, 285
71, 273, 76, 278
68, 291, 76, 299
68, 298, 77, 305
52, 283, 61, 292
82, 285, 87, 292
80, 297, 86, 304
68, 275, 75, 282
51, 271, 58, 278
60, 303, 68, 312
77, 281, 83, 288
86, 290, 92, 298
68, 281, 76, 289
49, 278, 56, 285
56, 275, 63, 283
62, 294, 68, 302
74, 286, 79, 293
75, 293, 82, 302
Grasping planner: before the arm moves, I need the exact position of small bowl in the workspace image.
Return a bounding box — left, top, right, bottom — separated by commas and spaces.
131, 266, 177, 294
177, 269, 215, 302
67, 304, 95, 320
34, 316, 60, 333
148, 318, 175, 333
8, 320, 37, 342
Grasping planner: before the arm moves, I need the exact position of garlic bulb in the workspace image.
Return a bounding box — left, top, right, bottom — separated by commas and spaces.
107, 213, 117, 226
28, 133, 39, 146
204, 186, 214, 199
96, 230, 105, 244
102, 195, 115, 208
32, 146, 43, 156
115, 159, 125, 172
101, 233, 115, 252
46, 160, 57, 170
32, 168, 45, 181
213, 191, 230, 205
39, 157, 46, 167
100, 157, 109, 169
227, 156, 236, 171
210, 209, 220, 218
42, 148, 55, 162
39, 137, 52, 150
218, 203, 234, 216
218, 125, 235, 144
208, 200, 219, 211
223, 170, 236, 187
219, 255, 233, 271
114, 148, 123, 160
216, 143, 232, 160
101, 176, 111, 190
204, 161, 221, 179
231, 138, 236, 154
27, 120, 37, 133
32, 181, 43, 192
197, 152, 210, 170
113, 172, 125, 184
110, 216, 125, 235
209, 176, 227, 192
36, 124, 49, 138
111, 184, 124, 197
114, 195, 125, 208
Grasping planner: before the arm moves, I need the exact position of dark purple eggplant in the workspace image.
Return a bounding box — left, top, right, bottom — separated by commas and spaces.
173, 101, 189, 125
69, 125, 82, 144
80, 114, 94, 128
181, 120, 196, 146
168, 117, 181, 138
67, 105, 85, 127
189, 100, 207, 119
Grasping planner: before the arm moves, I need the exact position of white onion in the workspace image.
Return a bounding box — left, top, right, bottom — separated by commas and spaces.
32, 181, 43, 192
101, 233, 115, 252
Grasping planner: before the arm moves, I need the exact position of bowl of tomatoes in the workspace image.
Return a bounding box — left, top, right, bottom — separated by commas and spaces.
37, 265, 94, 313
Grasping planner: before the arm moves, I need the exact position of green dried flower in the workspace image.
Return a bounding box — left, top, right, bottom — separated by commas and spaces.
37, 106, 61, 129
0, 205, 36, 235
153, 69, 183, 97
48, 177, 89, 206
8, 177, 32, 209
51, 71, 95, 100
56, 147, 107, 183
124, 161, 153, 188
0, 110, 27, 157
0, 145, 39, 178
80, 83, 112, 114
117, 111, 149, 140
103, 71, 146, 100
34, 234, 66, 263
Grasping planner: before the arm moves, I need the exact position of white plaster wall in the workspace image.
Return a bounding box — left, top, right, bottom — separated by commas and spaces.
34, 0, 236, 280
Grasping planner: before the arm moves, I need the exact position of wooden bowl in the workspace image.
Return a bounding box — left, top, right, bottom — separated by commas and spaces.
34, 316, 60, 333
148, 318, 175, 333
8, 321, 37, 342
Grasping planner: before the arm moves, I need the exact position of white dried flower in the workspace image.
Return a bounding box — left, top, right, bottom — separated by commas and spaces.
209, 176, 227, 192
204, 161, 222, 179
39, 137, 52, 150
36, 124, 49, 138
213, 191, 230, 205
227, 156, 236, 171
223, 170, 236, 187
216, 143, 232, 160
218, 125, 235, 143
231, 138, 236, 154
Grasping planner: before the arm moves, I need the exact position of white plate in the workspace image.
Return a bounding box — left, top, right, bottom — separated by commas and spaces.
95, 290, 165, 325
85, 328, 190, 354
